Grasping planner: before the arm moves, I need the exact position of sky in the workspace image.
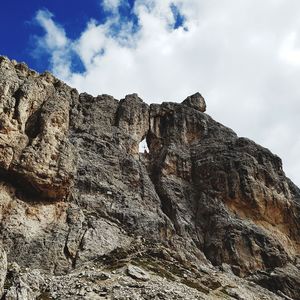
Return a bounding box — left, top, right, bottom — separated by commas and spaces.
1, 0, 300, 186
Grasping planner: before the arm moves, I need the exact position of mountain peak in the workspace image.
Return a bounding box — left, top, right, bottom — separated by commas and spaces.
0, 57, 299, 300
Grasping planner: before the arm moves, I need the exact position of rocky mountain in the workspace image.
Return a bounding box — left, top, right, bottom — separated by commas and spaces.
0, 55, 299, 300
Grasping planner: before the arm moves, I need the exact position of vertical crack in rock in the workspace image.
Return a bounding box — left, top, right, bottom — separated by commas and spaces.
11, 87, 23, 122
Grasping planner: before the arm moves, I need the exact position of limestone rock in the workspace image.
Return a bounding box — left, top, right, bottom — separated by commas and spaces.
0, 245, 7, 298
0, 56, 76, 199
0, 56, 299, 299
127, 264, 150, 281
182, 92, 206, 112
116, 93, 150, 154
4, 263, 42, 300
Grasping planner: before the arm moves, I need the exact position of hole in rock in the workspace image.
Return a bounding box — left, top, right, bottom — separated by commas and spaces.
139, 138, 149, 153
25, 108, 42, 140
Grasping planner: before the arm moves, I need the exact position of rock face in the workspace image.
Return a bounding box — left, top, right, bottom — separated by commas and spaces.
0, 56, 76, 199
0, 244, 7, 298
0, 56, 299, 299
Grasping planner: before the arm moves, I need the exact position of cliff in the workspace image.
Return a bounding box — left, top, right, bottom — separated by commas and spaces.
0, 55, 299, 299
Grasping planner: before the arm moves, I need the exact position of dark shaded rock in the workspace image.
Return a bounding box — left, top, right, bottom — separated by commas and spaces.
249, 263, 300, 300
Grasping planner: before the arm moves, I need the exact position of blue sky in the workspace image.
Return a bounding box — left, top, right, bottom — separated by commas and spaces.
0, 0, 184, 73
0, 0, 134, 72
1, 0, 300, 186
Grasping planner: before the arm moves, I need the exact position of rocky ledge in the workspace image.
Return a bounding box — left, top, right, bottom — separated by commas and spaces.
0, 56, 299, 299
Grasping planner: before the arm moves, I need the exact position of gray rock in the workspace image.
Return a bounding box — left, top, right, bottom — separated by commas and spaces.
0, 55, 299, 299
0, 56, 76, 199
127, 265, 150, 281
0, 245, 7, 298
182, 92, 206, 112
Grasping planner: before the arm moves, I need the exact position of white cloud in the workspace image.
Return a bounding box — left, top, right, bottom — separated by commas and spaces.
280, 32, 300, 65
33, 1, 300, 186
35, 10, 68, 49
34, 10, 72, 78
102, 0, 121, 13
74, 20, 107, 67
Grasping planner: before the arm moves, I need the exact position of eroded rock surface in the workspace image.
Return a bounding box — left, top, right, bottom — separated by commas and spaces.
0, 244, 7, 298
0, 56, 76, 199
0, 56, 300, 299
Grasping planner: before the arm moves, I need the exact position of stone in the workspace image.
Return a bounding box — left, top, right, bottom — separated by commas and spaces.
0, 245, 7, 298
0, 56, 76, 199
182, 92, 206, 112
116, 93, 150, 155
127, 265, 150, 281
0, 56, 299, 299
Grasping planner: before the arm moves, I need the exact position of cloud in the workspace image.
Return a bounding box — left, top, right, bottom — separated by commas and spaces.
34, 9, 72, 78
32, 1, 300, 186
35, 10, 68, 49
280, 32, 300, 65
102, 0, 121, 13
